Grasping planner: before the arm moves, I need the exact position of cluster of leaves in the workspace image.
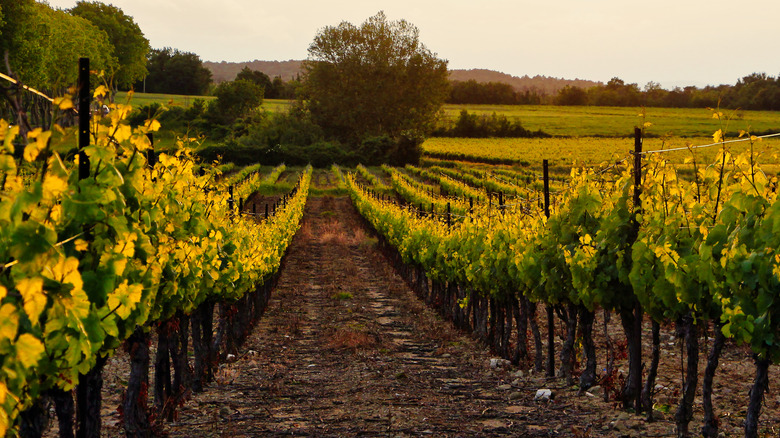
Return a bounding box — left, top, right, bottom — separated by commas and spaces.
0, 91, 311, 434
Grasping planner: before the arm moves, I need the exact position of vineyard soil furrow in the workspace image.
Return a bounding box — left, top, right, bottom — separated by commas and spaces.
166, 196, 583, 437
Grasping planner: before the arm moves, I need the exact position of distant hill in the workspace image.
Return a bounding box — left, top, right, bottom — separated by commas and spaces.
203, 61, 600, 95
449, 69, 601, 95
204, 60, 304, 83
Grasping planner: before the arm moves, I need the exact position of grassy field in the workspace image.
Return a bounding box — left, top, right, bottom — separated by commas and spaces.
116, 92, 780, 138
439, 104, 780, 137
114, 91, 291, 113
112, 92, 780, 174
422, 135, 780, 176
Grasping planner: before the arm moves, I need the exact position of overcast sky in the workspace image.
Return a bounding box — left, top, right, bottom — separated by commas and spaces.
46, 0, 780, 89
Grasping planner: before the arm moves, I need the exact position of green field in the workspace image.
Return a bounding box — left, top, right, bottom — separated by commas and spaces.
440, 104, 780, 137
113, 92, 780, 173
117, 92, 780, 138
115, 91, 292, 113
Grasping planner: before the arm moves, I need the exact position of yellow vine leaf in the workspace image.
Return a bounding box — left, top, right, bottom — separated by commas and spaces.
15, 333, 45, 368
643, 122, 652, 128
144, 119, 161, 132
0, 285, 6, 301
107, 281, 143, 319
93, 85, 109, 99
51, 257, 83, 291
53, 97, 73, 110
0, 304, 18, 341
713, 129, 723, 143
17, 277, 46, 324
43, 175, 68, 199
74, 239, 89, 252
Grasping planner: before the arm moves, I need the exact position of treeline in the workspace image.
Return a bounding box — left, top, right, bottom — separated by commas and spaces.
448, 75, 780, 111
448, 80, 543, 105
0, 0, 145, 90
136, 52, 299, 98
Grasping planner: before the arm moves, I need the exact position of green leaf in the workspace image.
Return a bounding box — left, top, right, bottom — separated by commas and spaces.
16, 333, 44, 368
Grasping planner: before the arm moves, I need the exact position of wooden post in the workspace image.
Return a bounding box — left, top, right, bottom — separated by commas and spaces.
543, 159, 555, 378
446, 202, 451, 227
228, 185, 234, 213
146, 133, 156, 168
78, 57, 90, 180
631, 127, 643, 411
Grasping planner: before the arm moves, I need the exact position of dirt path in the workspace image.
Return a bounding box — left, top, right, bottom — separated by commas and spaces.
167, 196, 586, 437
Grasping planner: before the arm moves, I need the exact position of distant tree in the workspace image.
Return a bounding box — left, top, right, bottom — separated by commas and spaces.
235, 66, 272, 92
70, 1, 149, 89
209, 79, 263, 124
555, 85, 588, 106
302, 11, 449, 147
448, 80, 520, 105
140, 48, 212, 95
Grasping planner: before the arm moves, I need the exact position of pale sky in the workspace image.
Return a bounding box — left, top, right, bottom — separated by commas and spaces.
46, 0, 780, 89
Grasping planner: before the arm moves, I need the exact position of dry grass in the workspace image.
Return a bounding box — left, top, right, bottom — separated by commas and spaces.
327, 328, 378, 351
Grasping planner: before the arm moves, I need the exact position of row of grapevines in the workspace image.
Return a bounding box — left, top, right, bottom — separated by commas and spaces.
356, 139, 780, 436
0, 95, 310, 434
356, 164, 389, 191
380, 165, 471, 216
405, 164, 487, 202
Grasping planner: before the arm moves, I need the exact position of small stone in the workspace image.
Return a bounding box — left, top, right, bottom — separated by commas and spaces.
226, 353, 236, 362
509, 391, 523, 400
534, 389, 553, 402
511, 378, 521, 386
587, 385, 603, 396
498, 384, 512, 391
514, 370, 524, 378
490, 358, 511, 369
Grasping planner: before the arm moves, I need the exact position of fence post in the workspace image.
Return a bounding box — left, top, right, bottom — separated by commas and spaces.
146, 133, 156, 168
228, 185, 234, 214
543, 159, 555, 378
446, 202, 451, 228
78, 57, 90, 180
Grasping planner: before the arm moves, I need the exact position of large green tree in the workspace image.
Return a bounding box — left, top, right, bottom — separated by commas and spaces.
302, 11, 449, 145
140, 47, 212, 95
0, 0, 115, 89
69, 1, 149, 89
